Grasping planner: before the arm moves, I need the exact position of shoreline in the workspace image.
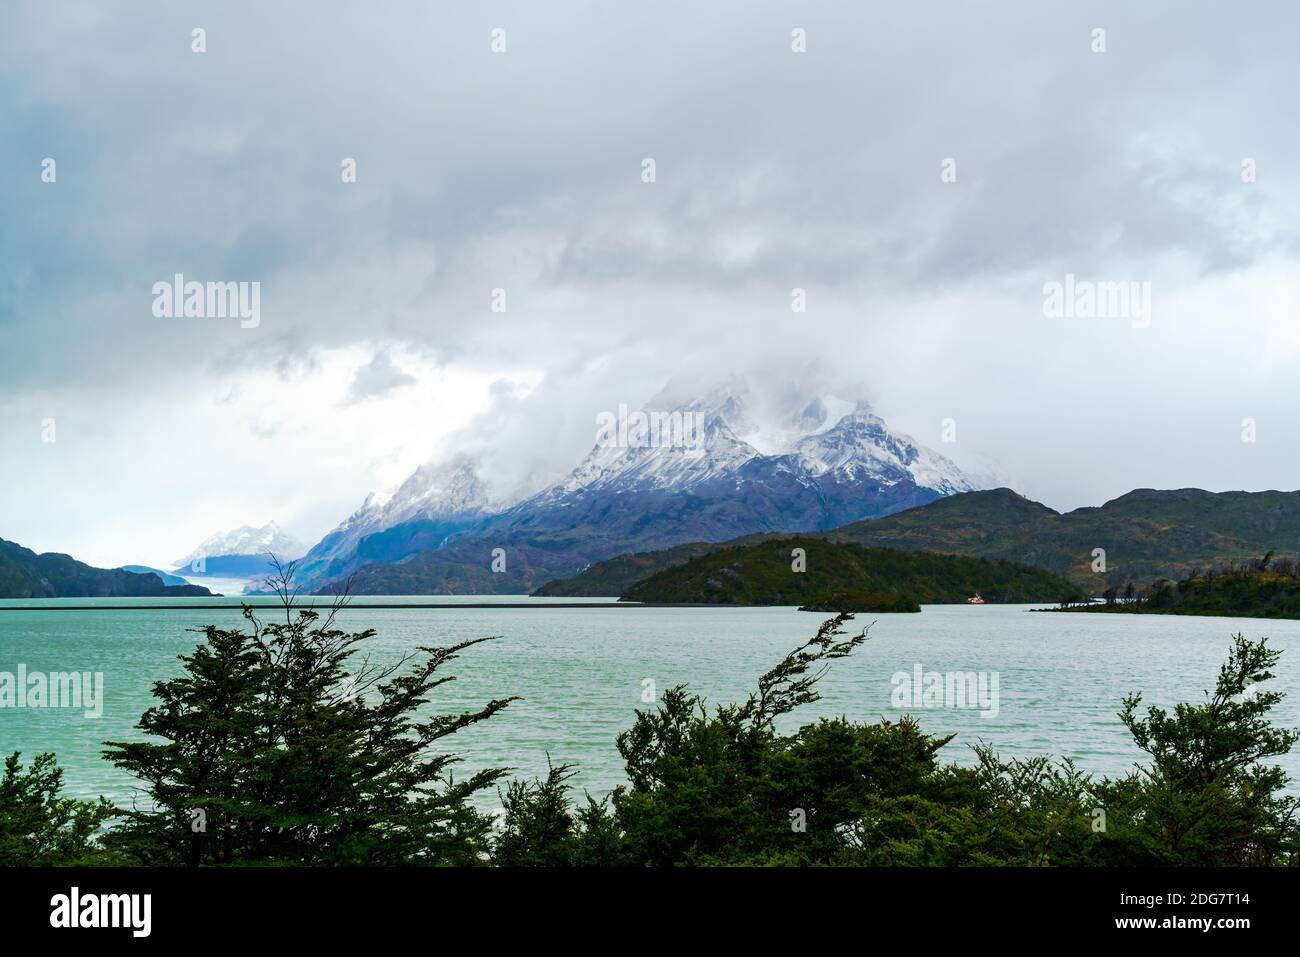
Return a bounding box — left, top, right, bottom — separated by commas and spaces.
0, 599, 1064, 612
0, 601, 652, 611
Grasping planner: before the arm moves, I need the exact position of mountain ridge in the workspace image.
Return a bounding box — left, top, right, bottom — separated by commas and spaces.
297, 377, 988, 595
534, 486, 1300, 597
1, 538, 213, 599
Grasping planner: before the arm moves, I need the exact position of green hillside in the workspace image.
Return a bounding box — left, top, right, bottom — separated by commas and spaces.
620, 537, 1084, 609
532, 539, 765, 597
832, 487, 1300, 591
536, 487, 1300, 597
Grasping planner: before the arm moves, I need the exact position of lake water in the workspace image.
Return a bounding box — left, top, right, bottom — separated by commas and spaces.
3, 597, 1300, 806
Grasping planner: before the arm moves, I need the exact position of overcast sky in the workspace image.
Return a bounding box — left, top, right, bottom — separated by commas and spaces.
3, 1, 1298, 568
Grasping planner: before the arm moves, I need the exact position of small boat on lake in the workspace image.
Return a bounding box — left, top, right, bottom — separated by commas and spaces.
966, 593, 985, 605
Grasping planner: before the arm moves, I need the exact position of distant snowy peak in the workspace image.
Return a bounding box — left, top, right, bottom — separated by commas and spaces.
541, 378, 978, 499
314, 455, 500, 559
547, 391, 756, 498
394, 459, 491, 514
793, 405, 975, 494
174, 521, 305, 567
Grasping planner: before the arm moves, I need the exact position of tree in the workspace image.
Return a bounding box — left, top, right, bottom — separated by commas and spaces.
590, 613, 876, 865
491, 759, 625, 866
490, 618, 1300, 868
0, 752, 116, 866
104, 566, 517, 865
492, 759, 578, 866
1115, 633, 1300, 864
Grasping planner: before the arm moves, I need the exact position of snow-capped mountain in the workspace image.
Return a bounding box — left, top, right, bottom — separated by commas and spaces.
173, 521, 305, 569
531, 377, 974, 502
539, 387, 756, 499
293, 456, 501, 584
331, 456, 496, 547
294, 375, 991, 594
790, 402, 973, 493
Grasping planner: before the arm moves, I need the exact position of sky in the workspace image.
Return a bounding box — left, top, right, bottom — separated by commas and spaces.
2, 1, 1299, 568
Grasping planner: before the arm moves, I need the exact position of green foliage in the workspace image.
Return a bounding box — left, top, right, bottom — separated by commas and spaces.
0, 752, 116, 866
493, 760, 625, 866
621, 538, 1083, 608
493, 760, 579, 867
1113, 633, 1300, 864
10, 594, 1299, 868
539, 487, 1300, 597
1059, 560, 1300, 620
489, 619, 1300, 867
103, 574, 517, 866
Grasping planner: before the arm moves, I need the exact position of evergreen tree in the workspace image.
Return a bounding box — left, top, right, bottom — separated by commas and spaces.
104, 570, 517, 865
1114, 632, 1300, 864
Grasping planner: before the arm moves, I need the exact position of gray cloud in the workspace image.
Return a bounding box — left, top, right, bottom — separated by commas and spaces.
2, 0, 1299, 563
344, 350, 417, 405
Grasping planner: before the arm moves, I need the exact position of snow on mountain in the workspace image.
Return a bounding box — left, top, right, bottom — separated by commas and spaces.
300, 455, 500, 569
792, 402, 975, 494
538, 382, 758, 500
173, 521, 305, 567
295, 375, 992, 592
533, 377, 977, 501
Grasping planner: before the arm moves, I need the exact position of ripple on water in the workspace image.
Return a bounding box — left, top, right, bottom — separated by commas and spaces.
2, 601, 1298, 803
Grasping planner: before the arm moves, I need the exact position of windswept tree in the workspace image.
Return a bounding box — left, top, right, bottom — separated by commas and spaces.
528, 613, 877, 865
104, 564, 517, 865
491, 620, 1300, 867
1112, 633, 1300, 864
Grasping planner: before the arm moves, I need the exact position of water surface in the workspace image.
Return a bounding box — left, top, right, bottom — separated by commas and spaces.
3, 598, 1298, 805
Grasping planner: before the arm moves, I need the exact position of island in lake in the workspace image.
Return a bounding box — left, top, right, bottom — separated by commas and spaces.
619, 537, 1084, 611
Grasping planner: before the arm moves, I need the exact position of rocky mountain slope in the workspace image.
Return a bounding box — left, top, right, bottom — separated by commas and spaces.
303, 378, 985, 595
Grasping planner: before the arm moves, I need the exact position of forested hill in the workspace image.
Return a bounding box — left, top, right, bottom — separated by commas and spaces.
536, 487, 1300, 597
832, 487, 1300, 590
620, 538, 1084, 610
0, 538, 213, 598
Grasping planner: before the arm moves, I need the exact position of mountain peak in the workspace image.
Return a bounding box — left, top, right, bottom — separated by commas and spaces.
537, 377, 984, 501
173, 521, 306, 568
294, 455, 502, 576
296, 375, 999, 592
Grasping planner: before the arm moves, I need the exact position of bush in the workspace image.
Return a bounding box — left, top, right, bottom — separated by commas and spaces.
0, 752, 115, 866
489, 621, 1300, 867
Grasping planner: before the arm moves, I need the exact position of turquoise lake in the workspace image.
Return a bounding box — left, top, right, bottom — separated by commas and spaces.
3, 597, 1299, 806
